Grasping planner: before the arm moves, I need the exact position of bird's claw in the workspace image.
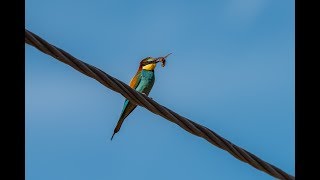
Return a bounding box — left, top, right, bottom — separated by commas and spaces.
141, 93, 153, 100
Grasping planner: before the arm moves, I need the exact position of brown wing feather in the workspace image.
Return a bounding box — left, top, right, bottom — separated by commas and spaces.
129, 65, 143, 89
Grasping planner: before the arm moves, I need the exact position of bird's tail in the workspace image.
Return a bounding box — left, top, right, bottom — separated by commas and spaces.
111, 115, 126, 140
111, 100, 137, 140
111, 132, 116, 140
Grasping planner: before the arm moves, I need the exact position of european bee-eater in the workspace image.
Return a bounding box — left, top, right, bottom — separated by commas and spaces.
111, 53, 171, 140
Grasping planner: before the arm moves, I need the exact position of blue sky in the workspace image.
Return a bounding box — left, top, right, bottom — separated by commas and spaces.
26, 0, 294, 179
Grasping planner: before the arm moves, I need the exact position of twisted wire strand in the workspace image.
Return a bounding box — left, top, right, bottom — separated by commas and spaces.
25, 29, 294, 180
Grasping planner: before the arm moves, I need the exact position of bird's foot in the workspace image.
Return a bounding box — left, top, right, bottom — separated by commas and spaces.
142, 93, 153, 100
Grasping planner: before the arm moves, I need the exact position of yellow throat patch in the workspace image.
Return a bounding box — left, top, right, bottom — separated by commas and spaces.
142, 63, 156, 71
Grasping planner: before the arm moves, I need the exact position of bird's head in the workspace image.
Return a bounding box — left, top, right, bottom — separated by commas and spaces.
140, 53, 172, 71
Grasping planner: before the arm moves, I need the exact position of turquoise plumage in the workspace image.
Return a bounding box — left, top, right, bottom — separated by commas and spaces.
111, 57, 158, 140
111, 54, 171, 140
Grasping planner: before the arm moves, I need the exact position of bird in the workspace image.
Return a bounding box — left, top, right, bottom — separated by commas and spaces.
111, 53, 171, 140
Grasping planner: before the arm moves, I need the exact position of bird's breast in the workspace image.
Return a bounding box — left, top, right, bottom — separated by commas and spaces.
141, 70, 155, 80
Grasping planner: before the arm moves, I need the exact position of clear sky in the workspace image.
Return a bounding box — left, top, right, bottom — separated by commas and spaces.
26, 0, 294, 179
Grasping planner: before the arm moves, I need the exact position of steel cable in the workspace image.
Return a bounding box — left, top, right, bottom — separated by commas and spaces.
25, 29, 294, 180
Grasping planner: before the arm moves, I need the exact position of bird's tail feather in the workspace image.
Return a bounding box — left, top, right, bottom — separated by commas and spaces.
111, 101, 137, 140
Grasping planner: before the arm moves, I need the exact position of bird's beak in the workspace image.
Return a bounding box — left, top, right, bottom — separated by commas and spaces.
163, 53, 172, 59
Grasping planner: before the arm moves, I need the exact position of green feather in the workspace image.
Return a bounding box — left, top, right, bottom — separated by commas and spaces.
111, 69, 155, 140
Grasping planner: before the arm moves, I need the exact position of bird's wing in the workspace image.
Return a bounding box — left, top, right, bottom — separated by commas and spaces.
129, 70, 142, 89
